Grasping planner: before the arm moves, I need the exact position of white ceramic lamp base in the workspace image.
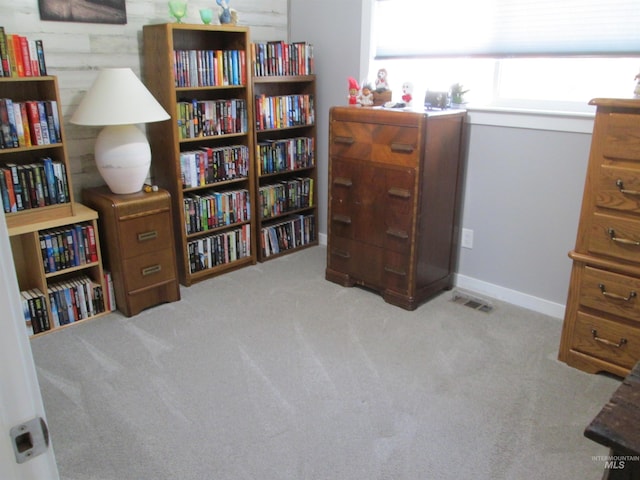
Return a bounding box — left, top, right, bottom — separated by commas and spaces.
94, 124, 151, 194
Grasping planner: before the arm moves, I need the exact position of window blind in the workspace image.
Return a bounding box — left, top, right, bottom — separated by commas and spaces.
374, 0, 640, 58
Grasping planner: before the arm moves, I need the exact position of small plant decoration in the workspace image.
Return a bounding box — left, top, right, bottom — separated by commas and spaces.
450, 83, 469, 105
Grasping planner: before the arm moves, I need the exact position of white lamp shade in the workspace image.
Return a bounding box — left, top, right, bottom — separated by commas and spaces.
71, 68, 170, 126
71, 68, 170, 194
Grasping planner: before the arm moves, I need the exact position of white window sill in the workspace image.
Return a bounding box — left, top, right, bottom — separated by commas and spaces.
465, 104, 595, 134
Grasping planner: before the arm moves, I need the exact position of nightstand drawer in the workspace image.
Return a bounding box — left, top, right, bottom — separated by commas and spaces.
123, 248, 177, 293
588, 212, 640, 263
573, 311, 640, 369
120, 213, 173, 259
580, 266, 640, 322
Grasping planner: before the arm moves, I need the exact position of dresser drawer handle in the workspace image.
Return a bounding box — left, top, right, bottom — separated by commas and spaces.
386, 228, 409, 239
331, 249, 351, 259
591, 329, 628, 348
598, 283, 637, 302
334, 177, 353, 187
384, 266, 407, 276
607, 228, 640, 246
388, 187, 411, 199
138, 230, 158, 242
332, 214, 352, 225
142, 264, 162, 276
334, 136, 355, 145
391, 143, 414, 153
616, 179, 640, 196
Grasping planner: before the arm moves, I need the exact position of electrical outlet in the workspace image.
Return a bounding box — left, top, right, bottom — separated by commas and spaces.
461, 228, 474, 249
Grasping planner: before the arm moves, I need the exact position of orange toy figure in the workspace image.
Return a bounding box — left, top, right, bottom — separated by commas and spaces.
348, 77, 359, 105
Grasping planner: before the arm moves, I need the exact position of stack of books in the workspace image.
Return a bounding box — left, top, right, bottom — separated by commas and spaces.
0, 27, 48, 78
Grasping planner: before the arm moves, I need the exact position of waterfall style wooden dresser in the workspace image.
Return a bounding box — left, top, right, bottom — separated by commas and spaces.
559, 98, 640, 377
325, 106, 466, 310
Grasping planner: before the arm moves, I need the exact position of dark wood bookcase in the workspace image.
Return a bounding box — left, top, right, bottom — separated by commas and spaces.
251, 41, 318, 261
142, 23, 256, 286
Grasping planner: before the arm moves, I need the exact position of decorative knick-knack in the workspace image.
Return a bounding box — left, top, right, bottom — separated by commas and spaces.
199, 8, 213, 24
168, 0, 187, 23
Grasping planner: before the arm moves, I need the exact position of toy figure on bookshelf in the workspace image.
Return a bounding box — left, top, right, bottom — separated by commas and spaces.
357, 83, 374, 106
216, 0, 238, 24
347, 77, 359, 105
401, 81, 413, 106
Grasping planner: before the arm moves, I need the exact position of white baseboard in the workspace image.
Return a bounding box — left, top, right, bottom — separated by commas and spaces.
454, 274, 566, 320
317, 235, 565, 319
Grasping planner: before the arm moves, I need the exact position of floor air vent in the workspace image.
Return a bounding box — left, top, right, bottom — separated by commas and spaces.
451, 290, 494, 313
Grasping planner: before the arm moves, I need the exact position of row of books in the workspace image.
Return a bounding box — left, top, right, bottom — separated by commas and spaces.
177, 98, 248, 139
259, 177, 314, 220
173, 49, 247, 88
183, 188, 251, 235
255, 94, 315, 131
188, 223, 251, 273
260, 214, 316, 258
38, 223, 99, 274
180, 145, 249, 188
21, 275, 106, 336
0, 158, 70, 213
256, 136, 315, 175
0, 98, 62, 149
251, 41, 314, 77
0, 27, 47, 78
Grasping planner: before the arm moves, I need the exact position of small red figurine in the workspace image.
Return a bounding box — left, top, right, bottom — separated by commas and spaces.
348, 77, 359, 105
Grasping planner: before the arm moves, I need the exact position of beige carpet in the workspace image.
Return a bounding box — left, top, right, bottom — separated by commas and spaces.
31, 245, 619, 479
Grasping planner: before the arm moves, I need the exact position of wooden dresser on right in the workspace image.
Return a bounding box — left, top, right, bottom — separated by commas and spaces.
559, 98, 640, 377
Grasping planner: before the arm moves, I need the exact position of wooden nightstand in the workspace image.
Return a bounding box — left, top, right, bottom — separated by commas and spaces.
82, 186, 180, 317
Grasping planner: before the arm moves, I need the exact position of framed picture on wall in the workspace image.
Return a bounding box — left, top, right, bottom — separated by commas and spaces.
39, 0, 127, 24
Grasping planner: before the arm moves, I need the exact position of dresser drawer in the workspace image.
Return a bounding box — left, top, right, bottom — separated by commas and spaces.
572, 311, 640, 369
602, 113, 640, 162
331, 120, 419, 167
382, 250, 411, 294
588, 212, 640, 263
580, 266, 640, 322
328, 236, 383, 287
120, 213, 174, 259
123, 248, 177, 293
597, 165, 640, 214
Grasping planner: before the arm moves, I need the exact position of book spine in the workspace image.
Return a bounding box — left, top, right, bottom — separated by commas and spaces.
35, 40, 47, 76
0, 27, 10, 77
18, 35, 32, 77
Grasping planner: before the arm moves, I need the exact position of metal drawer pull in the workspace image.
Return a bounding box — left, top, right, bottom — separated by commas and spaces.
386, 228, 409, 239
598, 283, 637, 301
137, 230, 158, 242
334, 136, 355, 145
142, 264, 162, 276
388, 187, 411, 199
384, 266, 407, 276
334, 177, 353, 187
332, 214, 352, 225
331, 249, 351, 259
591, 329, 628, 348
616, 179, 640, 196
390, 143, 414, 153
607, 228, 640, 246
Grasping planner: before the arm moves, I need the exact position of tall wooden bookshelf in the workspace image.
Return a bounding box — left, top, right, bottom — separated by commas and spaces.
251, 41, 318, 261
142, 23, 256, 286
0, 76, 109, 336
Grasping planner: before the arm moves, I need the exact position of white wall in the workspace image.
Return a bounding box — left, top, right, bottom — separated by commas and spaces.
2, 0, 289, 200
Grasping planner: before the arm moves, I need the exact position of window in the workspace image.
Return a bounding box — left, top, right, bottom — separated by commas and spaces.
369, 0, 640, 113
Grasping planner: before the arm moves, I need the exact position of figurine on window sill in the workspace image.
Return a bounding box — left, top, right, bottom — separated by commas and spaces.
375, 68, 389, 92
348, 77, 360, 105
635, 72, 640, 98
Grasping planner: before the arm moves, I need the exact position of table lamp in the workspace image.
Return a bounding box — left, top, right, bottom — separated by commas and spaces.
70, 68, 170, 194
